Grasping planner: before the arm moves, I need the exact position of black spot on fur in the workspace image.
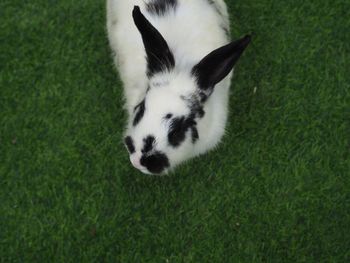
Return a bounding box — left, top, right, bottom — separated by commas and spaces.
146, 0, 178, 16
198, 91, 208, 103
133, 99, 146, 126
166, 94, 206, 147
124, 136, 135, 154
168, 116, 197, 147
191, 126, 199, 143
197, 108, 205, 118
140, 151, 170, 174
182, 94, 206, 119
142, 135, 155, 153
168, 117, 186, 147
190, 96, 205, 119
133, 6, 175, 77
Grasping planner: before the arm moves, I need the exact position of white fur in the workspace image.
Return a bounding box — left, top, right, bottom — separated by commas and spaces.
107, 0, 234, 173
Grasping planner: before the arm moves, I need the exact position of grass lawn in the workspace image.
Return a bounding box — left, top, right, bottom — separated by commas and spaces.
1, 0, 349, 261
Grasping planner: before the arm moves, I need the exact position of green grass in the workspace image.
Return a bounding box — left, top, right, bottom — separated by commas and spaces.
1, 0, 349, 262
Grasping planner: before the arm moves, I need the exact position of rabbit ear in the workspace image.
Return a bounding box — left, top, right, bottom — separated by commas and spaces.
192, 35, 251, 93
133, 6, 175, 77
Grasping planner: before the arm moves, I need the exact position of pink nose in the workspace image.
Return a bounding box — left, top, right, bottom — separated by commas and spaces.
130, 155, 144, 170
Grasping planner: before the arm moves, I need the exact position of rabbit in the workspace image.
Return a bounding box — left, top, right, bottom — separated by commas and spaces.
106, 0, 250, 175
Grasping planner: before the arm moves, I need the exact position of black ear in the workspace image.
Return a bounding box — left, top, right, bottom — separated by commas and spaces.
132, 6, 175, 77
192, 35, 251, 92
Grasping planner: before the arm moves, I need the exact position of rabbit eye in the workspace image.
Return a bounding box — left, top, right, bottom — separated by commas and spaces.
165, 113, 173, 119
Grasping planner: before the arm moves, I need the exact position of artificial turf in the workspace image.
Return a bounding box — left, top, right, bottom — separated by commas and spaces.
1, 0, 349, 262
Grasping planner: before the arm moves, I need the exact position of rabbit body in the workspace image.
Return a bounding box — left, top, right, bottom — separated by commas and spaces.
107, 0, 250, 174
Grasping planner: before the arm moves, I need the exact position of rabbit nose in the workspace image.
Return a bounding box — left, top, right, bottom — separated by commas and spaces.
130, 154, 144, 170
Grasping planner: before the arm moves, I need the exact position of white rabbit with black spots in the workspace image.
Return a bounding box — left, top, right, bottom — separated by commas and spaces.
107, 0, 250, 174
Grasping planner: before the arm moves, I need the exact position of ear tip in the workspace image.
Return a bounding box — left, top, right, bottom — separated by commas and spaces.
236, 34, 251, 49
243, 34, 252, 43
132, 5, 141, 16
132, 6, 144, 25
